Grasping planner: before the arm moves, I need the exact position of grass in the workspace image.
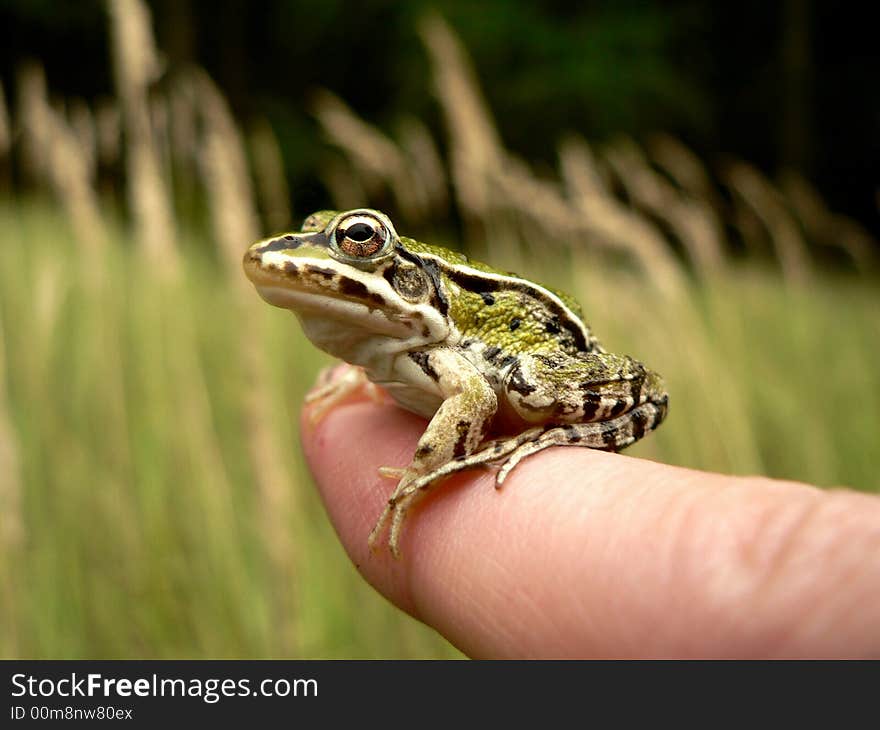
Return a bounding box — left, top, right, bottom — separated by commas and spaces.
1, 200, 877, 658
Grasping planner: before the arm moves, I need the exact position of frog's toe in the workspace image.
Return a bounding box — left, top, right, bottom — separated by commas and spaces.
304, 364, 370, 423
367, 502, 393, 552
377, 465, 406, 480
363, 381, 385, 405
388, 492, 419, 559
495, 439, 551, 486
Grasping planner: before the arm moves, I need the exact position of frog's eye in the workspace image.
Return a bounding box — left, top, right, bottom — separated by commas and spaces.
330, 210, 396, 263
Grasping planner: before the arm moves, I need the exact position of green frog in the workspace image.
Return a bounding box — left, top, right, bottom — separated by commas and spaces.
243, 208, 668, 557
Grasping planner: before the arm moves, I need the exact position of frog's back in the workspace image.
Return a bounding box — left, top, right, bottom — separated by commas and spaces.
399, 237, 599, 358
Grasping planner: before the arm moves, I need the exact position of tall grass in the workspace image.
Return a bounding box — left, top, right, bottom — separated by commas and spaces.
0, 3, 877, 658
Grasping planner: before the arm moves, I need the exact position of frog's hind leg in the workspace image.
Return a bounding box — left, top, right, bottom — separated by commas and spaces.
494, 399, 667, 485
387, 396, 668, 513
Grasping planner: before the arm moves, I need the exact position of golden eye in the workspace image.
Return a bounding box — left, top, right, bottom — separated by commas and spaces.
334, 214, 389, 258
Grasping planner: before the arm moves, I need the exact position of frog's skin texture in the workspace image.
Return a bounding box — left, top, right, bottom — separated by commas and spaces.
243, 208, 668, 557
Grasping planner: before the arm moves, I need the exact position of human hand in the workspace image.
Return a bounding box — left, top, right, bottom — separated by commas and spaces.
301, 387, 880, 659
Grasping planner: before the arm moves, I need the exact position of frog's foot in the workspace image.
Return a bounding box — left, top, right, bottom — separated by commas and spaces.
368, 486, 424, 559
305, 364, 383, 423
370, 402, 667, 556
368, 468, 421, 558
367, 483, 407, 557
368, 423, 579, 556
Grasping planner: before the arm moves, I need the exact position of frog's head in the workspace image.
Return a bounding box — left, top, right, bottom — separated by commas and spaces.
243, 208, 451, 356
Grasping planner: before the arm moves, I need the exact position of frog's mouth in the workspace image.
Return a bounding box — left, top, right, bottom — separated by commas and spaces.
243, 245, 446, 342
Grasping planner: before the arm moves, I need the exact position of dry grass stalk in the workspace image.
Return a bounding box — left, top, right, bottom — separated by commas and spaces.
107, 0, 178, 272
191, 69, 260, 275
725, 161, 811, 284
16, 64, 52, 184
416, 16, 685, 293
44, 108, 109, 251
418, 13, 504, 222
559, 136, 686, 294
19, 68, 109, 251
311, 90, 430, 219
192, 69, 298, 650
398, 117, 448, 214
319, 154, 369, 210
249, 118, 292, 233
603, 138, 725, 275
781, 171, 875, 271
648, 133, 721, 209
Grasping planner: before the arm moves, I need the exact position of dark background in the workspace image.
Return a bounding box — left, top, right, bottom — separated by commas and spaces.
1, 0, 877, 237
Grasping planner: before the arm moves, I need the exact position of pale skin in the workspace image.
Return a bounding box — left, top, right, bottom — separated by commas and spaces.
301, 382, 880, 659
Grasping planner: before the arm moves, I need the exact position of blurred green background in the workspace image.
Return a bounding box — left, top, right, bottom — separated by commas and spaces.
0, 0, 877, 658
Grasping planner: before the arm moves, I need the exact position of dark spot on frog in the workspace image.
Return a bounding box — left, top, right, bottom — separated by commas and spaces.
258, 237, 297, 253
339, 277, 386, 308
509, 317, 521, 331
601, 425, 619, 448
581, 392, 601, 420
339, 277, 368, 298
609, 398, 630, 418
480, 292, 495, 305
453, 419, 471, 457
564, 425, 582, 442
630, 408, 648, 442
408, 351, 439, 381
283, 261, 299, 275
545, 318, 561, 335
482, 345, 501, 363
305, 265, 337, 280
415, 444, 434, 458
507, 363, 536, 396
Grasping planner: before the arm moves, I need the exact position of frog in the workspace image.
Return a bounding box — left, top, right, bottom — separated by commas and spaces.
243, 208, 668, 557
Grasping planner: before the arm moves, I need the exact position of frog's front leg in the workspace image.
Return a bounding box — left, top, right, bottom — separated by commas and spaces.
305, 362, 383, 423
368, 348, 497, 557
